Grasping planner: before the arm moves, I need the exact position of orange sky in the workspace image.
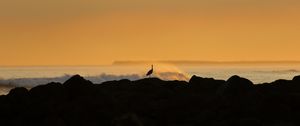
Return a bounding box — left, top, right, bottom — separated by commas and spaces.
0, 0, 300, 66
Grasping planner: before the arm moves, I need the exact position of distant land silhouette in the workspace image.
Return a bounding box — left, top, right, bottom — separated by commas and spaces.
113, 60, 300, 65
2, 74, 300, 126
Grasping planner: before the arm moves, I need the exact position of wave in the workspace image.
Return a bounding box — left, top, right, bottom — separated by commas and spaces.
0, 72, 190, 87
254, 69, 300, 73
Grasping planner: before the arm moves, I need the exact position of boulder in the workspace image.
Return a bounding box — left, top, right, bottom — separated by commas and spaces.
293, 75, 300, 82
189, 75, 224, 92
63, 74, 93, 87
219, 75, 254, 96
7, 87, 29, 102
63, 75, 93, 98
29, 82, 64, 102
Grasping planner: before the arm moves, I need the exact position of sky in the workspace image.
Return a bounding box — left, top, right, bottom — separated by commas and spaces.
0, 0, 300, 66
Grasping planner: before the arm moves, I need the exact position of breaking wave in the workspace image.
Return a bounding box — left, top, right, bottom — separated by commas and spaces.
0, 72, 190, 87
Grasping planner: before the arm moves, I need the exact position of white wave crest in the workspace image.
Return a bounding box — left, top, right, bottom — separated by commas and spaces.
0, 72, 190, 87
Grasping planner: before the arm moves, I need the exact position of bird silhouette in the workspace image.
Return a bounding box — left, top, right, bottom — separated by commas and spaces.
146, 65, 153, 77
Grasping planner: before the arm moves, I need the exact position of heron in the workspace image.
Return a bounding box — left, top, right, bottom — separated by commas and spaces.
146, 65, 153, 77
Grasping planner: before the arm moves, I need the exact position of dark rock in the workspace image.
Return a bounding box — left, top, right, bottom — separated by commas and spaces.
63, 74, 93, 87
227, 75, 254, 88
63, 75, 93, 99
292, 75, 300, 82
29, 82, 64, 102
189, 75, 224, 92
8, 87, 28, 97
220, 75, 254, 96
113, 113, 144, 126
7, 87, 29, 103
1, 74, 300, 126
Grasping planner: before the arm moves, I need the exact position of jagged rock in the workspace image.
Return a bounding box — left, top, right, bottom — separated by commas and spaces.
7, 87, 28, 103
189, 75, 224, 92
29, 82, 64, 102
63, 75, 93, 98
63, 74, 93, 87
8, 87, 28, 97
134, 77, 164, 85
0, 75, 300, 126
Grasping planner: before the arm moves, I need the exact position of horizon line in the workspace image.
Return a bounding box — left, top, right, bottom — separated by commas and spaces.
2, 60, 300, 67
113, 60, 300, 65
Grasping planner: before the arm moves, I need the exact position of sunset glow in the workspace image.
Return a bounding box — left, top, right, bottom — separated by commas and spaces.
1, 0, 300, 66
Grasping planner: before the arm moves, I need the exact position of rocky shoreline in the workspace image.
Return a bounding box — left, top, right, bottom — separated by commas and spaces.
1, 74, 300, 126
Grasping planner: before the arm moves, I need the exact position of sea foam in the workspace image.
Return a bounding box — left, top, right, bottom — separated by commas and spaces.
0, 72, 190, 87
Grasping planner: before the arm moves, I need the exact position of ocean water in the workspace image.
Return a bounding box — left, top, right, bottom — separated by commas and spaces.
1, 64, 300, 95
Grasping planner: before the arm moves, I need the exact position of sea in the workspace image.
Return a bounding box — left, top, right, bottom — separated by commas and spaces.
1, 63, 300, 95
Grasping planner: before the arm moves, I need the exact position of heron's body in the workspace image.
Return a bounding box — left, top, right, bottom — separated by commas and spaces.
146, 65, 153, 77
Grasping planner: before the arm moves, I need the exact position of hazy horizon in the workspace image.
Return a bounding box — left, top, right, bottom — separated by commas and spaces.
2, 60, 300, 67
